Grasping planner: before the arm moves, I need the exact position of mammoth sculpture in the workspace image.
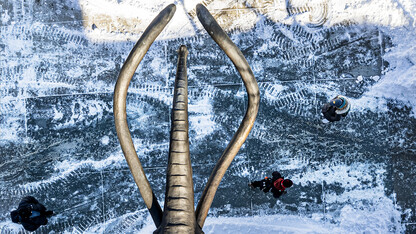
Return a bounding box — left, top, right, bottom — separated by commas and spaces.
113, 4, 260, 233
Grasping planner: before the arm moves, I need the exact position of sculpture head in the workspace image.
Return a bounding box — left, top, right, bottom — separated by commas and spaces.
113, 4, 259, 233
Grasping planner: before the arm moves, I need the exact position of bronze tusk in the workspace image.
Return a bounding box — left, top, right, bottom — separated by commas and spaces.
113, 4, 176, 228
194, 3, 260, 228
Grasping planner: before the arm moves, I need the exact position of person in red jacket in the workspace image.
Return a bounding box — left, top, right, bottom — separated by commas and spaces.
249, 171, 293, 198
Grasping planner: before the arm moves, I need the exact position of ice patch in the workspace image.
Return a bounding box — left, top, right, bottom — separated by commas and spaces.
134, 208, 402, 233
361, 27, 416, 116
188, 97, 216, 139
101, 135, 110, 145
19, 152, 125, 191
337, 197, 403, 233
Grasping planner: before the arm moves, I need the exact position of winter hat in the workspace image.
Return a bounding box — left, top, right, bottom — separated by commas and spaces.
330, 98, 343, 108
282, 179, 293, 188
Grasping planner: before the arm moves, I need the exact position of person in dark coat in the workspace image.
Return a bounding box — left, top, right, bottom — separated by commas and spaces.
10, 196, 53, 232
321, 95, 351, 122
250, 171, 293, 198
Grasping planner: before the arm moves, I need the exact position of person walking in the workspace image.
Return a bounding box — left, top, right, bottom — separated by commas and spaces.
10, 196, 53, 232
250, 171, 293, 198
321, 95, 351, 122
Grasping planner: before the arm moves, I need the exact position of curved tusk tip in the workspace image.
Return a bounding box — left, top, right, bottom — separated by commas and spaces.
165, 3, 176, 13
196, 3, 206, 12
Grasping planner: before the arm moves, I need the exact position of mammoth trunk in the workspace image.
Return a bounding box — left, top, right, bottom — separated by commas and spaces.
156, 45, 202, 234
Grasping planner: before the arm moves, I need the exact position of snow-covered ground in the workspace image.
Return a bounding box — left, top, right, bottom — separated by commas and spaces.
1, 0, 415, 233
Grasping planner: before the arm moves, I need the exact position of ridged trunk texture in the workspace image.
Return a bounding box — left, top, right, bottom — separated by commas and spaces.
155, 45, 203, 234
